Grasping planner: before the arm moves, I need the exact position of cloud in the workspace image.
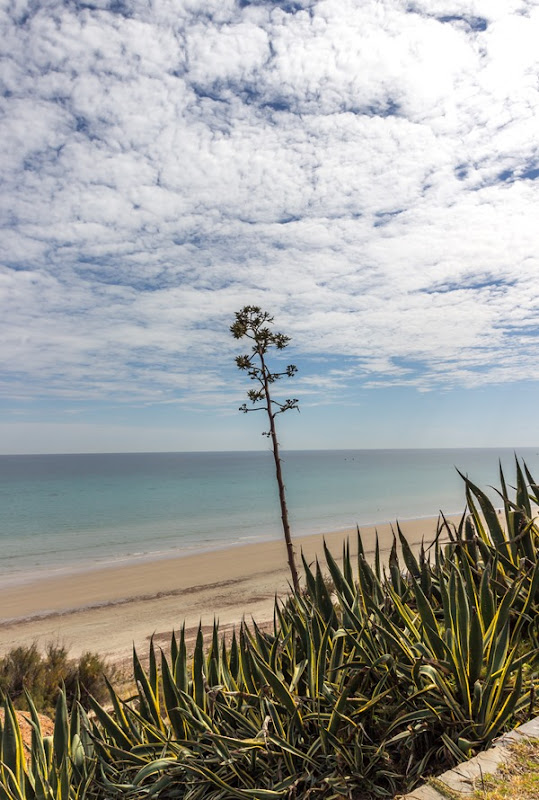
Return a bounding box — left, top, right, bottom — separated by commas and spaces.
1, 0, 539, 420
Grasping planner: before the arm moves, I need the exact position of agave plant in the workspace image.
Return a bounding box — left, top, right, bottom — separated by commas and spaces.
432, 459, 537, 581
86, 620, 401, 799
0, 690, 95, 800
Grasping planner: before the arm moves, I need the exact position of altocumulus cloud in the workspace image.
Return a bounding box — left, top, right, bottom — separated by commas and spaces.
1, 0, 539, 412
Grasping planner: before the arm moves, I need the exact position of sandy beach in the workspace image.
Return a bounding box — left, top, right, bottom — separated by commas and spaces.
0, 515, 455, 665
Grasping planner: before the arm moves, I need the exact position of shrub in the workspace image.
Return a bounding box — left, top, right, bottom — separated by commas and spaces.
0, 642, 111, 713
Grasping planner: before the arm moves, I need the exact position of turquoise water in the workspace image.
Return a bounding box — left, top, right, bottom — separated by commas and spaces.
1, 448, 538, 585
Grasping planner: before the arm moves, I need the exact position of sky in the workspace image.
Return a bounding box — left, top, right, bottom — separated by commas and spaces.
1, 0, 539, 454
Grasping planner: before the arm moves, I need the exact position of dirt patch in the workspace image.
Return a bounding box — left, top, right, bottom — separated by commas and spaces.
0, 708, 54, 758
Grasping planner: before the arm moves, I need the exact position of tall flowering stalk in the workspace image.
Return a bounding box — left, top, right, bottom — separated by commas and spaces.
231, 305, 300, 592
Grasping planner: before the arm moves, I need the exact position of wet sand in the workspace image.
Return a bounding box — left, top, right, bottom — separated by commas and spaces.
0, 515, 456, 663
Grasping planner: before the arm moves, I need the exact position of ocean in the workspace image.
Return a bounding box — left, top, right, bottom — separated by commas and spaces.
1, 448, 538, 586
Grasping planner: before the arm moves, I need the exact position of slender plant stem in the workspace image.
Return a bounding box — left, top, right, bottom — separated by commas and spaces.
259, 347, 300, 593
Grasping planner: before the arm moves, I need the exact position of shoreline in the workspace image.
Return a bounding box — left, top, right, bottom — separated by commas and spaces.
0, 508, 465, 591
0, 514, 458, 663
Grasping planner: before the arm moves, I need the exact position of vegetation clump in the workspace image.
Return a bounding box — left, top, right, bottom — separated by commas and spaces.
471, 738, 539, 799
1, 459, 539, 799
0, 643, 111, 712
429, 738, 539, 800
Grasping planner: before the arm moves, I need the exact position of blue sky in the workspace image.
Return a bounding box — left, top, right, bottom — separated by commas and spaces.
1, 0, 539, 454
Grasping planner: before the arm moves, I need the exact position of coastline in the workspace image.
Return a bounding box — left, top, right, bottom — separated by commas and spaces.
0, 514, 458, 663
